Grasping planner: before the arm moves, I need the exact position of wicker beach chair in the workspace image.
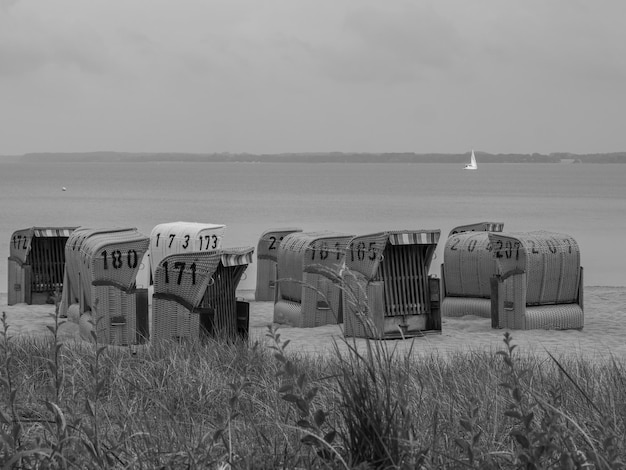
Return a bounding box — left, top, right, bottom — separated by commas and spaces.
152, 247, 254, 341
273, 231, 353, 328
342, 230, 442, 339
8, 227, 76, 305
489, 231, 584, 330
60, 227, 150, 345
440, 222, 504, 318
152, 251, 222, 341
255, 228, 302, 301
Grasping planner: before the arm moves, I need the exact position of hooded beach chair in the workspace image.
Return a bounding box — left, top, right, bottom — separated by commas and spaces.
60, 227, 150, 345
255, 227, 302, 301
440, 222, 504, 318
152, 250, 222, 341
8, 227, 76, 305
342, 230, 441, 339
273, 231, 353, 328
489, 231, 584, 330
151, 247, 254, 341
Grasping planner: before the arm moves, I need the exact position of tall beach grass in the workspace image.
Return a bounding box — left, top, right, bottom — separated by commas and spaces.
2, 307, 626, 469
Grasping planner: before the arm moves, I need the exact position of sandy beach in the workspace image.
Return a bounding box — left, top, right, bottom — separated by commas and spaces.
2, 286, 625, 362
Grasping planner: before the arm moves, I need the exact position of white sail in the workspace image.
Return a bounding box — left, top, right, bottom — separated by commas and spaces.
464, 150, 478, 170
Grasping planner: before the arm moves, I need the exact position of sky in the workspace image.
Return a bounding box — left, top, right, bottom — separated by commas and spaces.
1, 0, 625, 156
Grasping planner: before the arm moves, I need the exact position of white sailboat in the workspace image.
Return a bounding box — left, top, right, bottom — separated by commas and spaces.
464, 150, 478, 170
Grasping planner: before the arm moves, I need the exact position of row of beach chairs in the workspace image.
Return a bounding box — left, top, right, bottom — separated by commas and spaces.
8, 223, 253, 346
256, 222, 583, 338
7, 221, 584, 345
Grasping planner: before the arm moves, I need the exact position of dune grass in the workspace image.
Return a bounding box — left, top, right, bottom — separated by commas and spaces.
2, 309, 626, 469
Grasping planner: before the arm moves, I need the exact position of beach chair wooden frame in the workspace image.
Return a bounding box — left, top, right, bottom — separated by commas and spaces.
488, 231, 584, 330
343, 230, 441, 339
60, 227, 150, 345
8, 227, 76, 305
273, 231, 353, 328
255, 227, 302, 301
440, 222, 504, 318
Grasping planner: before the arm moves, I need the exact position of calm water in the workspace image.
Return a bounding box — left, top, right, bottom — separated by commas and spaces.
1, 161, 624, 291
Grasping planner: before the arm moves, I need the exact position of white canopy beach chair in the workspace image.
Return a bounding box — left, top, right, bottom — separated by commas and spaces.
149, 221, 226, 280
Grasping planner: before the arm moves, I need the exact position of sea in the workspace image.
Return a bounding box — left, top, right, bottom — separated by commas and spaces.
0, 160, 625, 294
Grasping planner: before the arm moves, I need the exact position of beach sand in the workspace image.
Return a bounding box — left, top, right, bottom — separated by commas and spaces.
2, 287, 625, 361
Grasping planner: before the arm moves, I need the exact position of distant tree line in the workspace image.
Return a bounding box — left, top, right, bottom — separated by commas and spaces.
17, 151, 626, 163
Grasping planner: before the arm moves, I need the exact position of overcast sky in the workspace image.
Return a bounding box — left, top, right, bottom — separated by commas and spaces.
1, 0, 625, 155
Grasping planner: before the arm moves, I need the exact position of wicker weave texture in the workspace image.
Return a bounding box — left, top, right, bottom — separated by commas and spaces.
523, 304, 584, 330
91, 285, 137, 345
255, 259, 278, 302
65, 227, 147, 292
276, 231, 351, 303
489, 231, 581, 305
152, 297, 199, 340
60, 227, 149, 344
342, 274, 379, 338
149, 222, 226, 278
255, 228, 302, 301
493, 269, 584, 330
441, 297, 492, 318
301, 272, 343, 327
443, 232, 497, 298
153, 251, 222, 311
273, 231, 352, 328
344, 232, 389, 279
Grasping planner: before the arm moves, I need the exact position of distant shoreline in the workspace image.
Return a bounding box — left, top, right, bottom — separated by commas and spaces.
6, 151, 626, 164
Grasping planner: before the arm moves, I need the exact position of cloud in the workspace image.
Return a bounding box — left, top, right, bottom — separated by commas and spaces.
1, 0, 626, 154
314, 2, 465, 84
0, 0, 19, 11
0, 7, 112, 78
